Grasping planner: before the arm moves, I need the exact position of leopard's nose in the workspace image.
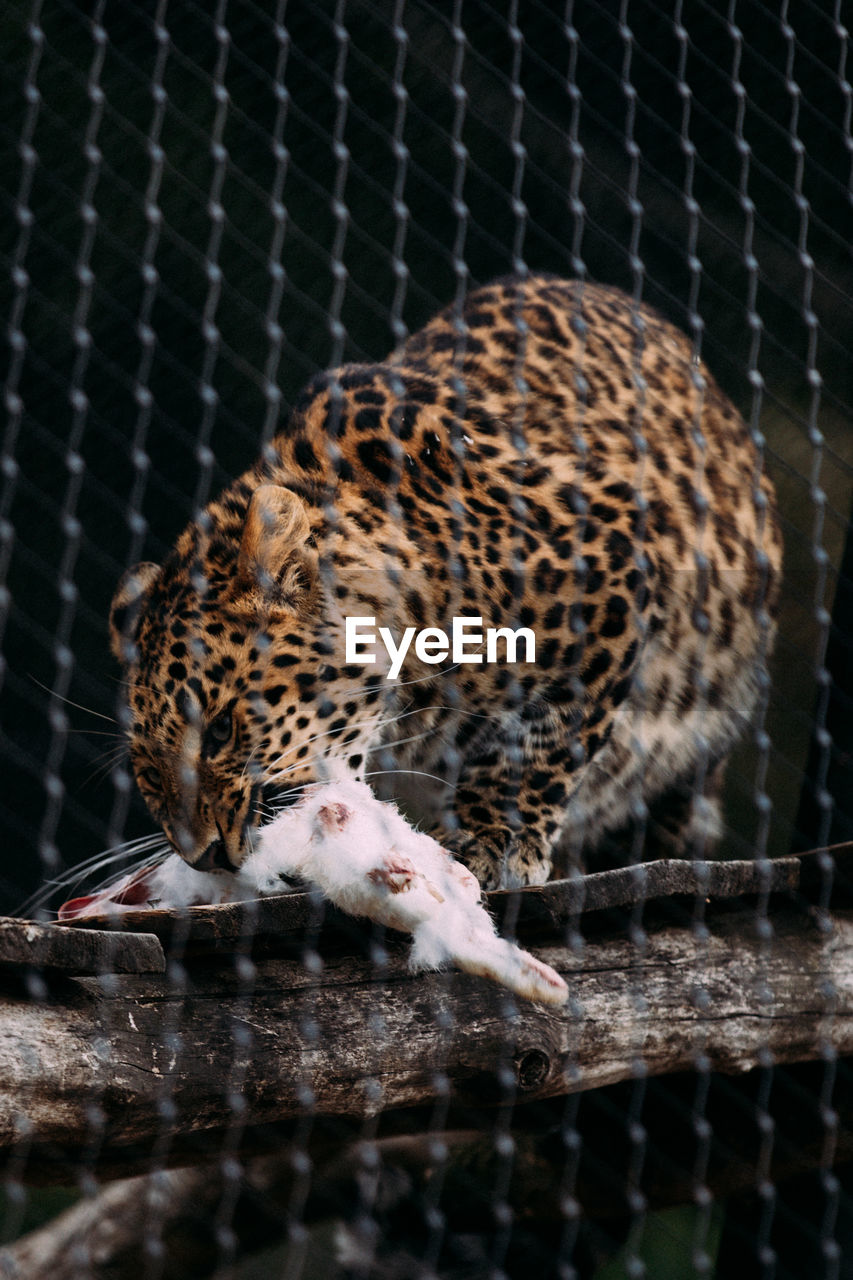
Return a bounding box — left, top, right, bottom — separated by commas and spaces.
193, 837, 235, 873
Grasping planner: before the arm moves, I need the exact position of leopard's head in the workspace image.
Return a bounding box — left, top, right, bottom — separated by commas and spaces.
110, 484, 379, 871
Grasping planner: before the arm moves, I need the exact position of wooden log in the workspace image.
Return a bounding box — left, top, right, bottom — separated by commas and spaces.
54, 851, 807, 956
0, 919, 163, 976
0, 903, 849, 1172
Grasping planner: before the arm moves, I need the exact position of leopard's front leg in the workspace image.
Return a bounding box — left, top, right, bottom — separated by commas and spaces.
425, 617, 645, 888
430, 741, 578, 890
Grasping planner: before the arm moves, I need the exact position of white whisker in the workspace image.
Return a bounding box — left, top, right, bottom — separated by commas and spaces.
363, 768, 453, 788
260, 699, 497, 785
20, 836, 172, 917
28, 677, 119, 727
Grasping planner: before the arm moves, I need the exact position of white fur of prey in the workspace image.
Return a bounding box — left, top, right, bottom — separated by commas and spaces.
60, 780, 568, 1007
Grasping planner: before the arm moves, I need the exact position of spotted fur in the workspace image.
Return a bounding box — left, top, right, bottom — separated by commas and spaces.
110, 275, 782, 889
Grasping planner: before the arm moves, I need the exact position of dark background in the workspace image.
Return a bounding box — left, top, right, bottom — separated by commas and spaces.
1, 0, 852, 912
3, 3, 853, 1275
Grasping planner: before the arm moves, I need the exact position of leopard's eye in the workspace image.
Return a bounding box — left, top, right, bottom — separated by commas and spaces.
208, 708, 233, 746
139, 765, 163, 792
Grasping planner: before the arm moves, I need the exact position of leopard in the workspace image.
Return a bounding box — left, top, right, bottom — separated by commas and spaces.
110, 274, 782, 891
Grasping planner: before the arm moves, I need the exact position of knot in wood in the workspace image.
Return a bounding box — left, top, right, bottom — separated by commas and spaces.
515, 1047, 551, 1091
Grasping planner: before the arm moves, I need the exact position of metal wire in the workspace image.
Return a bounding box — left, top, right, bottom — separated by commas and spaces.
3, 2, 853, 1276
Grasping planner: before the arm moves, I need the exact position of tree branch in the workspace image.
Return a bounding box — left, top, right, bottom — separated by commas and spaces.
0, 899, 849, 1175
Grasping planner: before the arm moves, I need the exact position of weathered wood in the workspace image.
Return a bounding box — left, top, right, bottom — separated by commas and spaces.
0, 918, 164, 975
488, 851, 803, 930
53, 851, 806, 957
0, 1169, 219, 1280
0, 904, 849, 1171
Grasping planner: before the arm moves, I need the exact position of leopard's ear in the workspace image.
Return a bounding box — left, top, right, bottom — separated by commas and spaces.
238, 484, 319, 614
110, 562, 160, 665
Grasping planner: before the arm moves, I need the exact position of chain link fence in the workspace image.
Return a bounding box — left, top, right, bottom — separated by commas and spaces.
2, 1, 853, 1276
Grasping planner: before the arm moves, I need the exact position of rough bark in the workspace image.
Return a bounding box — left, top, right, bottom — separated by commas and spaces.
0, 851, 850, 1275
0, 901, 849, 1175
0, 918, 163, 975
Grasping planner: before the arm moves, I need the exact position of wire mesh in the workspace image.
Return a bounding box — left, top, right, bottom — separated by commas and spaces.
1, 1, 853, 1278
